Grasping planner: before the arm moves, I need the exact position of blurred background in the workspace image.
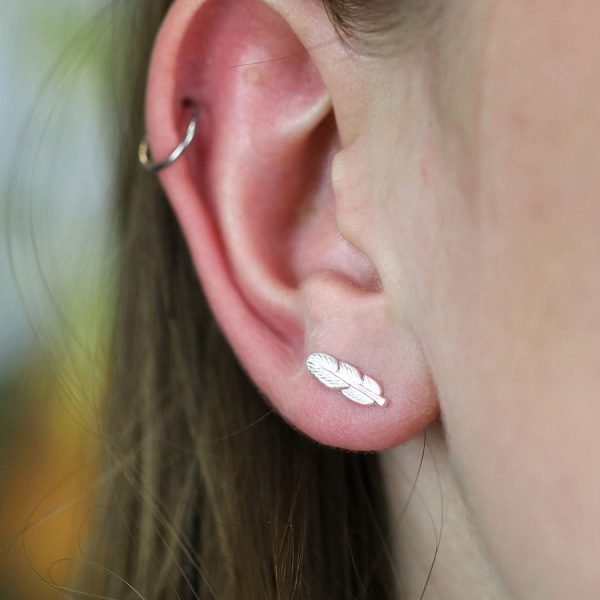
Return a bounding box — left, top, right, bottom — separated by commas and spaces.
1, 1, 120, 597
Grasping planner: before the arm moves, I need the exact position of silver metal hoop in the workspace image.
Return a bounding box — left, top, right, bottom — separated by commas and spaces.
138, 109, 198, 173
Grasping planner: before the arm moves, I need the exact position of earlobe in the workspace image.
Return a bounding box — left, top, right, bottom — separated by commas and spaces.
144, 0, 439, 451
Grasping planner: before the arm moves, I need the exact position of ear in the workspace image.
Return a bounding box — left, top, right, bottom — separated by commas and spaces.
144, 0, 439, 451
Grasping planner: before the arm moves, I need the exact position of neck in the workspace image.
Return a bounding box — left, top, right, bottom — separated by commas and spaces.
380, 418, 511, 600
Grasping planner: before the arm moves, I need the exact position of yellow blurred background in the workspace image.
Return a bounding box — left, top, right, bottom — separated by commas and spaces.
1, 1, 119, 597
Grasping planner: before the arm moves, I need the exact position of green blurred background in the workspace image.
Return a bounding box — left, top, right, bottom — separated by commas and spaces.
1, 1, 121, 597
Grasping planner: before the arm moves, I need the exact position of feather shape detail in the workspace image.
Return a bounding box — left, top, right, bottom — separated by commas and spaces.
306, 353, 387, 407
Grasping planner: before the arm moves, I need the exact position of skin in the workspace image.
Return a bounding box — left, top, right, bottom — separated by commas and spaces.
146, 0, 600, 597
371, 3, 600, 598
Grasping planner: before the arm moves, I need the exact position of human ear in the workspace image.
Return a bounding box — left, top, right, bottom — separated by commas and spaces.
144, 0, 439, 451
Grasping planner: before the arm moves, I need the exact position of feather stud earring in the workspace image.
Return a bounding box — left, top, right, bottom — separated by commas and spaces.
306, 353, 388, 407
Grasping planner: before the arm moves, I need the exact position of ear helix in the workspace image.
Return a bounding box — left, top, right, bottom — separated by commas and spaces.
306, 353, 388, 407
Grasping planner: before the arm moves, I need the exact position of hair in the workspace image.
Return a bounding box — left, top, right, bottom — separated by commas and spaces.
75, 1, 400, 598
323, 0, 442, 55
323, 0, 404, 39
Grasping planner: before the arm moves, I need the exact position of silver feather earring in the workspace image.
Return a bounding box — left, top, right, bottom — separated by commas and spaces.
306, 353, 388, 407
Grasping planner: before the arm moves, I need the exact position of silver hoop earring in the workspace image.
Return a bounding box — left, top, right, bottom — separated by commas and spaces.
138, 108, 198, 173
306, 353, 388, 407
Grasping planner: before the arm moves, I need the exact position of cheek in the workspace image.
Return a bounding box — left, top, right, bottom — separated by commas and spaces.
422, 1, 600, 597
